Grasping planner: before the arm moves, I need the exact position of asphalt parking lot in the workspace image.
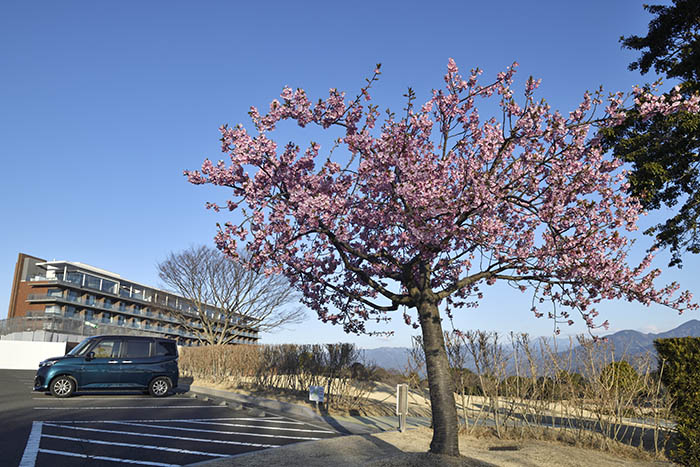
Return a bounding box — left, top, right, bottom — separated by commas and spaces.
0, 370, 341, 467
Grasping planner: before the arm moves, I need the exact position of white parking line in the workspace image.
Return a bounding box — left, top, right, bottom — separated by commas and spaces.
32, 396, 151, 403
19, 421, 43, 467
106, 421, 323, 441
43, 423, 279, 448
177, 417, 306, 426
33, 397, 157, 400
34, 405, 225, 410
37, 448, 179, 466
174, 420, 335, 433
43, 434, 230, 457
51, 417, 285, 424
279, 414, 340, 432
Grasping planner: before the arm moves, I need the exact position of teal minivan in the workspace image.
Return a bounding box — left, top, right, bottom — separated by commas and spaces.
34, 335, 179, 398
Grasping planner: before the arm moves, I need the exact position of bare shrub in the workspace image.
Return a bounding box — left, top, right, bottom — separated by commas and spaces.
437, 329, 675, 458
182, 342, 374, 413
368, 366, 405, 387
179, 344, 261, 385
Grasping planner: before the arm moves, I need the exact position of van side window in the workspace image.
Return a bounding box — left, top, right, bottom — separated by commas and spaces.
92, 339, 120, 358
154, 341, 176, 356
124, 339, 151, 358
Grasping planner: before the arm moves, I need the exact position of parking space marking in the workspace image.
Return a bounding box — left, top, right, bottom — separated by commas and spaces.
278, 414, 339, 432
19, 421, 42, 467
43, 434, 230, 458
34, 405, 226, 410
37, 448, 179, 466
43, 423, 280, 448
51, 417, 284, 424
178, 420, 336, 434
106, 421, 323, 441
32, 397, 189, 400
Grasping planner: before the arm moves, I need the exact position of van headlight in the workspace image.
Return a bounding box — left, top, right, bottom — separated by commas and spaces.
39, 360, 56, 368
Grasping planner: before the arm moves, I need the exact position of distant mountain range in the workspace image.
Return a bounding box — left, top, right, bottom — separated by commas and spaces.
362, 319, 700, 371
597, 319, 700, 359
361, 346, 413, 372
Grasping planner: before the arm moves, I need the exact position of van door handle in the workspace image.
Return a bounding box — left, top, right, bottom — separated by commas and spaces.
122, 360, 133, 364
108, 360, 119, 364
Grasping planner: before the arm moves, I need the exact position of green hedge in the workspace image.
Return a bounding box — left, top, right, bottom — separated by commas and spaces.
654, 337, 700, 465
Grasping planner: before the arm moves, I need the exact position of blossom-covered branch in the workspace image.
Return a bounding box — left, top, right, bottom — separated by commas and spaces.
187, 59, 698, 335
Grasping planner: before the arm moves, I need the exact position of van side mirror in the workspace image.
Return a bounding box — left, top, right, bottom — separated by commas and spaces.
85, 351, 95, 361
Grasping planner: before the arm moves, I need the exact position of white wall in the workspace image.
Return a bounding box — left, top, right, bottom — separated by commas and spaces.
0, 341, 68, 370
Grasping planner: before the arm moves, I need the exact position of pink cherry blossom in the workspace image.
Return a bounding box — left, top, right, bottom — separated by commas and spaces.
186, 60, 699, 337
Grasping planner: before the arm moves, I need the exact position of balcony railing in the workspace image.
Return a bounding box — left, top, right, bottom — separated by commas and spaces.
26, 294, 182, 325
15, 313, 204, 341
27, 294, 260, 338
27, 275, 253, 323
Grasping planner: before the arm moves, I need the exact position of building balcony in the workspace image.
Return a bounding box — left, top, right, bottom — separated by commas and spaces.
24, 287, 257, 344
26, 294, 183, 325
26, 296, 258, 343
27, 275, 250, 324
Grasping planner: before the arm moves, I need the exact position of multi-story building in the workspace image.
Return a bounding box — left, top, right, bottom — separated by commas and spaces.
6, 253, 260, 345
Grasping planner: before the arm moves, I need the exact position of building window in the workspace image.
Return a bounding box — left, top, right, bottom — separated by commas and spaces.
47, 288, 63, 298
64, 306, 77, 318
85, 295, 95, 306
66, 272, 83, 285
119, 285, 131, 298
104, 298, 113, 310
84, 274, 101, 290
45, 305, 61, 314
101, 279, 116, 294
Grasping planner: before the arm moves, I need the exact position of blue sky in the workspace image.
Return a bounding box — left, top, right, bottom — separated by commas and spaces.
1, 1, 697, 348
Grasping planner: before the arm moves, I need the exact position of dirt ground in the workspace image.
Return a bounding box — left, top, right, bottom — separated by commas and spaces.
194, 426, 673, 467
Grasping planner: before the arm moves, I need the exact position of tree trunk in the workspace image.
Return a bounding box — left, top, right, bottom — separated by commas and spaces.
417, 298, 460, 456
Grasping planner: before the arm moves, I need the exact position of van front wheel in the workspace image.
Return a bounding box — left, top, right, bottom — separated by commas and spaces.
50, 376, 75, 398
149, 377, 171, 397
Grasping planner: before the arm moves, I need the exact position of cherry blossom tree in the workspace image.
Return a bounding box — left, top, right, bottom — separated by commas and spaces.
186, 60, 698, 456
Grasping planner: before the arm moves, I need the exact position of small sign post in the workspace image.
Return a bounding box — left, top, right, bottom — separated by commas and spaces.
309, 385, 324, 411
396, 383, 408, 432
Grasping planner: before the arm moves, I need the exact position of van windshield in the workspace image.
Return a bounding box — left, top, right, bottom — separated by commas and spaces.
67, 338, 94, 356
